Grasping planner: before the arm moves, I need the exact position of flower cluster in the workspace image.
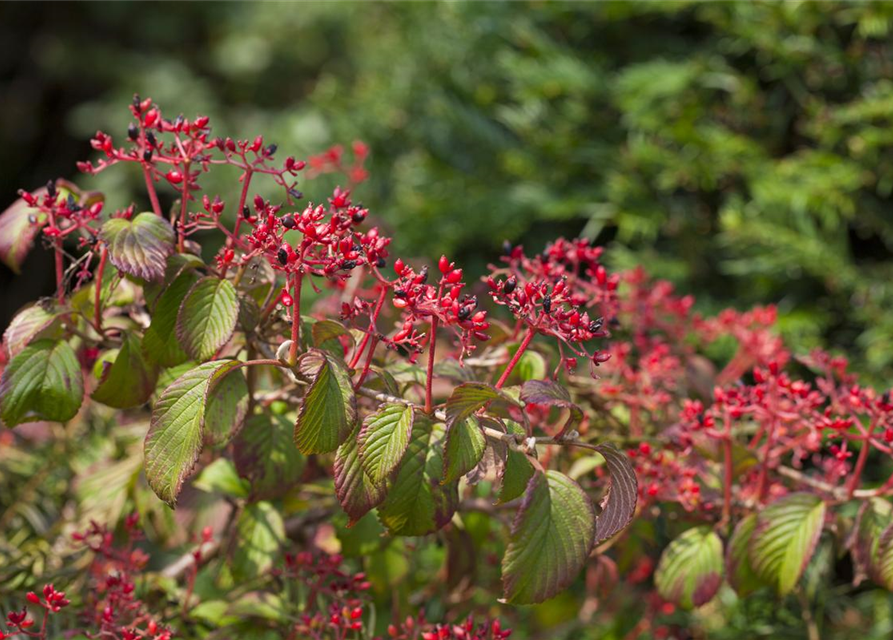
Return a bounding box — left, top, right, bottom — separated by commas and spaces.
487, 238, 617, 375
384, 614, 511, 640
71, 515, 173, 640
386, 255, 490, 362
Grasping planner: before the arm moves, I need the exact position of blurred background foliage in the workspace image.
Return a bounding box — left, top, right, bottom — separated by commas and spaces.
4, 1, 893, 381
4, 2, 893, 638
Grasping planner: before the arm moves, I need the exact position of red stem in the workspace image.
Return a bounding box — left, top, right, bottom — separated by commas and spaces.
722, 413, 733, 524
142, 164, 163, 217
288, 270, 303, 365
93, 245, 108, 332
495, 326, 536, 389
847, 419, 877, 498
349, 286, 387, 369
424, 317, 439, 414
354, 337, 379, 390
231, 169, 253, 243
177, 164, 190, 252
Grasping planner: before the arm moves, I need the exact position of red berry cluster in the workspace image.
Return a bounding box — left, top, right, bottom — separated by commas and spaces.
487, 238, 616, 375
384, 613, 511, 640
307, 141, 370, 185
387, 255, 489, 362
71, 515, 173, 640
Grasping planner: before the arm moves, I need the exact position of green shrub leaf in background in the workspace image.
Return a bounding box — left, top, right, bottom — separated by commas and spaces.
501, 470, 596, 605
656, 526, 724, 608
232, 501, 286, 581
749, 492, 826, 595
726, 513, 766, 596
0, 339, 83, 427
234, 414, 306, 500
91, 333, 157, 409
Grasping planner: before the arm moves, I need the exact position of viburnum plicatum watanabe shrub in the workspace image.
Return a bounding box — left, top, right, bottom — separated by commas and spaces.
0, 97, 635, 638
3, 97, 893, 638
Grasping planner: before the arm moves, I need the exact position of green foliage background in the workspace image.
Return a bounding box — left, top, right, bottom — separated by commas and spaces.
4, 2, 893, 638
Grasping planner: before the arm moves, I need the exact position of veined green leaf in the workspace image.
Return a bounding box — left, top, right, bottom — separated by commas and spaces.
853, 498, 893, 588
445, 381, 521, 429
378, 418, 459, 536
232, 501, 285, 581
100, 212, 175, 281
358, 403, 414, 485
497, 420, 535, 504
726, 513, 767, 596
501, 470, 596, 604
294, 350, 356, 454
176, 277, 239, 362
202, 366, 248, 447
335, 420, 388, 525
655, 526, 724, 608
144, 360, 243, 507
749, 492, 826, 595
3, 303, 63, 358
92, 333, 157, 409
0, 339, 83, 427
143, 269, 201, 367
234, 414, 306, 500
443, 416, 486, 484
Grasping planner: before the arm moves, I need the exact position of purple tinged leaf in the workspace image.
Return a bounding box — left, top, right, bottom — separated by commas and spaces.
335, 420, 387, 525
100, 212, 175, 281
520, 379, 583, 438
748, 492, 826, 595
501, 470, 596, 604
592, 443, 638, 544
655, 526, 724, 608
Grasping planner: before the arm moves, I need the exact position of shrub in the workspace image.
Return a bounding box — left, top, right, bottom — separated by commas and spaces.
1, 98, 892, 639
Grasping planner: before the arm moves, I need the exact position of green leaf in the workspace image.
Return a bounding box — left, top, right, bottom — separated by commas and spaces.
232, 501, 285, 581
358, 403, 414, 484
853, 498, 893, 587
312, 320, 355, 354
498, 420, 535, 504
193, 458, 250, 499
445, 382, 520, 429
100, 212, 175, 281
143, 269, 201, 367
726, 514, 767, 596
92, 333, 157, 409
176, 276, 239, 362
655, 526, 724, 608
144, 360, 243, 507
501, 470, 596, 605
378, 418, 459, 536
749, 492, 826, 595
520, 379, 583, 439
202, 366, 249, 447
3, 303, 63, 359
335, 420, 387, 525
294, 350, 356, 454
443, 416, 486, 484
876, 523, 893, 590
501, 345, 546, 384
234, 414, 306, 500
0, 339, 83, 427
592, 443, 638, 544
